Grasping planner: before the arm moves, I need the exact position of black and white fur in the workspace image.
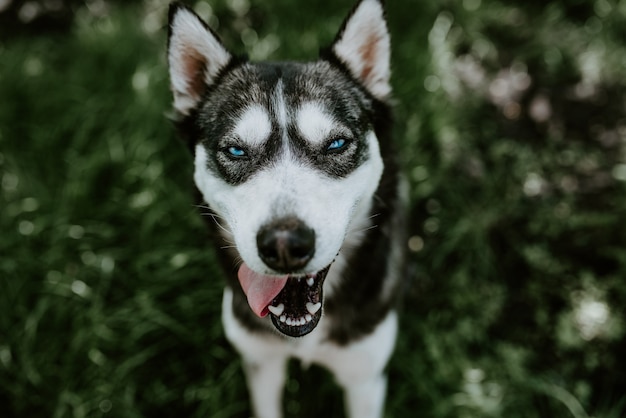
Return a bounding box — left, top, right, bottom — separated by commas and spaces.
167, 1, 405, 417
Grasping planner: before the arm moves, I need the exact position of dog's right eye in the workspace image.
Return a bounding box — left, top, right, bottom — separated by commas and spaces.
325, 138, 351, 154
225, 146, 246, 158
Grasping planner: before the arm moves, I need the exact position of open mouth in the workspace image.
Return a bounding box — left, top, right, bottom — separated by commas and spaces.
237, 264, 331, 337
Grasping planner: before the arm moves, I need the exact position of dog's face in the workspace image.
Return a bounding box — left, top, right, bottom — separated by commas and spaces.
168, 0, 391, 337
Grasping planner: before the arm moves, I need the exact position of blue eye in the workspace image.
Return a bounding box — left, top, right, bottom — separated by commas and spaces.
226, 146, 246, 157
327, 138, 347, 152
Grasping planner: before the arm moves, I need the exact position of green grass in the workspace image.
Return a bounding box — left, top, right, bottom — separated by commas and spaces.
1, 0, 626, 417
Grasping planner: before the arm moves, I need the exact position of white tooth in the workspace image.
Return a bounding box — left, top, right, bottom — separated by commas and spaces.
280, 315, 286, 323
268, 303, 284, 316
306, 302, 321, 315
305, 314, 312, 322
306, 277, 314, 287
286, 318, 292, 326
299, 317, 305, 326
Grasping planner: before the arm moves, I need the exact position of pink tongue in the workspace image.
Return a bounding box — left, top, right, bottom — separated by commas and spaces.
237, 263, 288, 318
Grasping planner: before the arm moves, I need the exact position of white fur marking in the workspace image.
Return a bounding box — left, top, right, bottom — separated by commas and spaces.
316, 311, 398, 418
223, 285, 398, 418
297, 102, 351, 145
222, 288, 287, 418
273, 80, 288, 135
234, 106, 272, 147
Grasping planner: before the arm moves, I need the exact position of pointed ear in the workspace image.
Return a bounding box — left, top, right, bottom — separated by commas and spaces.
167, 3, 232, 116
330, 0, 391, 100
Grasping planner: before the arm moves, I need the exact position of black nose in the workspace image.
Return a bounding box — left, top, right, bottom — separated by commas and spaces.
257, 217, 316, 273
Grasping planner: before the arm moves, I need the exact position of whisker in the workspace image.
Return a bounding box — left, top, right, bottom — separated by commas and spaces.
232, 255, 244, 270
198, 210, 233, 237
347, 212, 381, 236
359, 223, 379, 233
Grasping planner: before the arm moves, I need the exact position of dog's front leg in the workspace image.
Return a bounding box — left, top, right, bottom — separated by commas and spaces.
242, 355, 287, 418
321, 311, 398, 418
342, 373, 388, 418
222, 288, 289, 418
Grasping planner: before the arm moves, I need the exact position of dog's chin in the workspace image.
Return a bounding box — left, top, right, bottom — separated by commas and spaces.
267, 265, 330, 338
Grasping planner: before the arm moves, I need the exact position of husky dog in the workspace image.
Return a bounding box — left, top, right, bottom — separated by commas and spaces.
167, 0, 405, 416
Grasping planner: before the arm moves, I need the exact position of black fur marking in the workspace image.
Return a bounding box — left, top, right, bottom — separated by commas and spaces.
287, 124, 368, 179
326, 93, 405, 345
183, 61, 376, 184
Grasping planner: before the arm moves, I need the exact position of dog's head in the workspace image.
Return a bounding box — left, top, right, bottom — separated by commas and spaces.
167, 0, 391, 337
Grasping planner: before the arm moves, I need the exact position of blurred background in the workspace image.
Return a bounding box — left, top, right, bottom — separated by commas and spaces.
1, 0, 626, 416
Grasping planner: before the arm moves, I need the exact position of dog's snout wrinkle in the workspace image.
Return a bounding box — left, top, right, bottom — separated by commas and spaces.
257, 217, 315, 272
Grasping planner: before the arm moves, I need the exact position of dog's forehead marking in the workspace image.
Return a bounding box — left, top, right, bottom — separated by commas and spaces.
272, 79, 289, 134
234, 105, 272, 147
296, 102, 337, 145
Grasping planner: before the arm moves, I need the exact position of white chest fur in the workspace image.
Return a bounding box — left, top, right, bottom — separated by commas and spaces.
221, 287, 397, 418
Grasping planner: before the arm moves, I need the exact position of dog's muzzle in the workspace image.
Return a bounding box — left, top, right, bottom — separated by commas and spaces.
237, 217, 332, 337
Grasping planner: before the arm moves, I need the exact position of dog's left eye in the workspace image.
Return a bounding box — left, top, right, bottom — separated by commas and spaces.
226, 146, 246, 158
326, 138, 347, 152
